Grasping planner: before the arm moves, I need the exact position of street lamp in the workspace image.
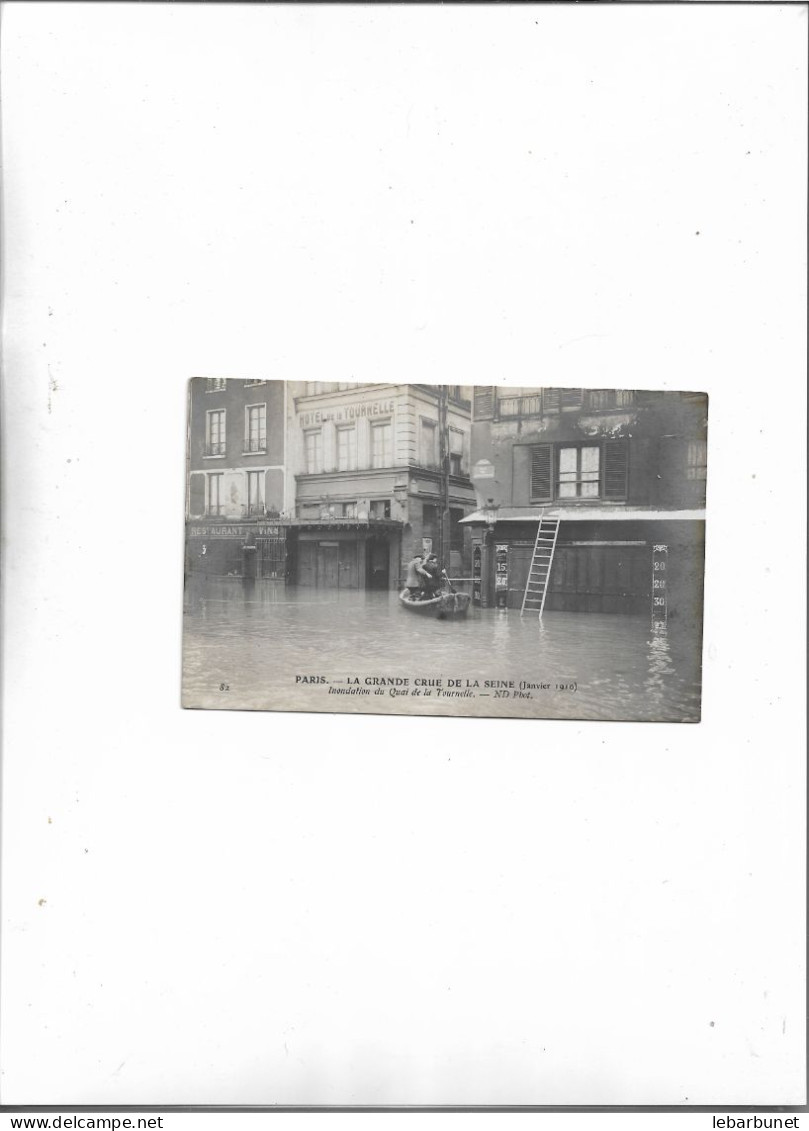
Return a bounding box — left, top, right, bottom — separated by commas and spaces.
479, 498, 501, 609
482, 497, 500, 532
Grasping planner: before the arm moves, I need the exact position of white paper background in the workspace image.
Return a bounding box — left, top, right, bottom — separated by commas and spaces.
1, 2, 805, 1107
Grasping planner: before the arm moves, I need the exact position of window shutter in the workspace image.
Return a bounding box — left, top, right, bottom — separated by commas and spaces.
560, 388, 584, 408
543, 389, 560, 413
604, 440, 629, 498
189, 473, 206, 516
473, 386, 494, 420
530, 445, 553, 500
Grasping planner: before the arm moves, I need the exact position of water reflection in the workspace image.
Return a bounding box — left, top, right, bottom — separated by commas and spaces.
182, 577, 702, 722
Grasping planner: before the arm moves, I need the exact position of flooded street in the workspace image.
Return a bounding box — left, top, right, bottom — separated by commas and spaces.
182, 578, 702, 721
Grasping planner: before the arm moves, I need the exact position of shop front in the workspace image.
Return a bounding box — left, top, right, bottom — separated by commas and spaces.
289, 521, 402, 590
186, 521, 288, 580
465, 512, 705, 617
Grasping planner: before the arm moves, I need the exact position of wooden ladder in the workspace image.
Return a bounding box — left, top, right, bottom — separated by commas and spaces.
520, 516, 561, 618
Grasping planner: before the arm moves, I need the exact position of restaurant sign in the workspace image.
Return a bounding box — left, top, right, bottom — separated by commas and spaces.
189, 525, 283, 538
298, 400, 395, 428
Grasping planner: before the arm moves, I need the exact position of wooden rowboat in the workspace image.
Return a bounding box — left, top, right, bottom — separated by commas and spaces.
398, 588, 471, 619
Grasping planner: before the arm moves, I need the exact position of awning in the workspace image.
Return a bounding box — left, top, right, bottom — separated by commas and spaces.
460, 506, 706, 524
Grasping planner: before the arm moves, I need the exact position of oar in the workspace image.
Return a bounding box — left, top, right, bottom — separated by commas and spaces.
442, 569, 456, 594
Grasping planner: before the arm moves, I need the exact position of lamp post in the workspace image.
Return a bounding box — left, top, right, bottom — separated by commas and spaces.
481, 497, 500, 607
482, 497, 500, 532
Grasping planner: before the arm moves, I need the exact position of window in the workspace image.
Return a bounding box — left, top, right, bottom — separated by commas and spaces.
337, 501, 357, 519
207, 473, 224, 515
558, 445, 600, 498
245, 404, 266, 452
370, 421, 392, 468
370, 499, 391, 519
337, 425, 357, 471
587, 390, 614, 411
450, 454, 462, 476
244, 380, 266, 387
304, 430, 323, 473
499, 394, 542, 418
528, 440, 628, 502
419, 420, 438, 468
584, 390, 636, 410
687, 440, 708, 480
304, 382, 343, 395
206, 378, 227, 392
247, 471, 264, 515
205, 410, 226, 456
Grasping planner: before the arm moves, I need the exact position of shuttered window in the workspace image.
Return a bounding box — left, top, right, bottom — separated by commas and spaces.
474, 387, 494, 420
544, 388, 584, 412
530, 444, 553, 501
543, 389, 560, 413
603, 440, 629, 498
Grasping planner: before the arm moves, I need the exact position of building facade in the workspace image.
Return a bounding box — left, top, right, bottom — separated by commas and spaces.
186, 378, 290, 579
185, 380, 477, 589
465, 387, 707, 616
286, 382, 475, 590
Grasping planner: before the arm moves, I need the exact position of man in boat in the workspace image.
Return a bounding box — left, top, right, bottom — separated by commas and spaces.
421, 554, 442, 599
405, 553, 431, 599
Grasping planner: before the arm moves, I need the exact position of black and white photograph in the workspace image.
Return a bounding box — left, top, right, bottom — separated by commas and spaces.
183, 380, 707, 721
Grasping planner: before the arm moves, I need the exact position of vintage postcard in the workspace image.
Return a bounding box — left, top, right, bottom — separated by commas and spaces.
182, 380, 707, 721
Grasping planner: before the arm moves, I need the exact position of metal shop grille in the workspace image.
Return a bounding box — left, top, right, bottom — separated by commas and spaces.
257, 537, 286, 579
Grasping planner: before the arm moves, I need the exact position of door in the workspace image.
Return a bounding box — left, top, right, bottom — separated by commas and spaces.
338, 541, 359, 589
367, 540, 389, 590
298, 542, 317, 587
320, 544, 339, 588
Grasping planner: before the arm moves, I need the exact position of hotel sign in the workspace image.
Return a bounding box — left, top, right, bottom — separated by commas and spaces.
298, 400, 395, 428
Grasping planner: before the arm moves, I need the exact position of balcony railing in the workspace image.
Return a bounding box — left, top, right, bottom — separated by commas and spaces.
244, 437, 266, 453
493, 389, 636, 419
294, 511, 401, 524
204, 442, 226, 456
498, 394, 542, 418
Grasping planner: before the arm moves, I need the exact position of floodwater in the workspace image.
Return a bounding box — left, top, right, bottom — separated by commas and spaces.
182, 578, 702, 722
